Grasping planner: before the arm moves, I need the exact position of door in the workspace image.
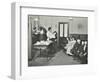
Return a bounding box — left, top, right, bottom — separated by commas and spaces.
57, 22, 69, 46
59, 22, 69, 37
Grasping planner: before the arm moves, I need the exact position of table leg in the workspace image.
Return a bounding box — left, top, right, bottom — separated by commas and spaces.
40, 48, 41, 57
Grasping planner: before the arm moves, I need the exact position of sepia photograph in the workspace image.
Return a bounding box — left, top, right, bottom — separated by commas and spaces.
28, 15, 88, 66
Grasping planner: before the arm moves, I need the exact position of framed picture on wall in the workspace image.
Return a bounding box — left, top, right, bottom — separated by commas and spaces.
11, 2, 96, 80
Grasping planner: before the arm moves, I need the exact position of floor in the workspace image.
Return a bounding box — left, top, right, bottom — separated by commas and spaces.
28, 50, 81, 66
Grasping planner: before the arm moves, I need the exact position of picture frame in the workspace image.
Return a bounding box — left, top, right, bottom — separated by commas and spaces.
11, 2, 96, 80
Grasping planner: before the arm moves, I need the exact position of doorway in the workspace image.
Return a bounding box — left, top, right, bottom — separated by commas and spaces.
57, 22, 69, 46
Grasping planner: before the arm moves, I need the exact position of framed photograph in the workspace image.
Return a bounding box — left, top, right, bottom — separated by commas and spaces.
11, 2, 96, 80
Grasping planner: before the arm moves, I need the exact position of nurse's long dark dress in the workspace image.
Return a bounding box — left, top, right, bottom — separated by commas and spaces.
39, 29, 47, 41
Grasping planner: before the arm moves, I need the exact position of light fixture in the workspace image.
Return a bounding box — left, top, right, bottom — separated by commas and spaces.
68, 17, 73, 21
34, 18, 38, 21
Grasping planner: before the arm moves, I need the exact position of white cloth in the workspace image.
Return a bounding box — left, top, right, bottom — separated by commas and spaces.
84, 44, 86, 51
47, 31, 55, 40
40, 30, 44, 34
65, 40, 76, 55
34, 40, 52, 46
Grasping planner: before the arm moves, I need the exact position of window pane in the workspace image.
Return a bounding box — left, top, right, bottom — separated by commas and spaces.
60, 24, 63, 37
64, 24, 68, 37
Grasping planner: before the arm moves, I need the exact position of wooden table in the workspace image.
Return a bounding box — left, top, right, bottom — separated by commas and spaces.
32, 41, 53, 60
